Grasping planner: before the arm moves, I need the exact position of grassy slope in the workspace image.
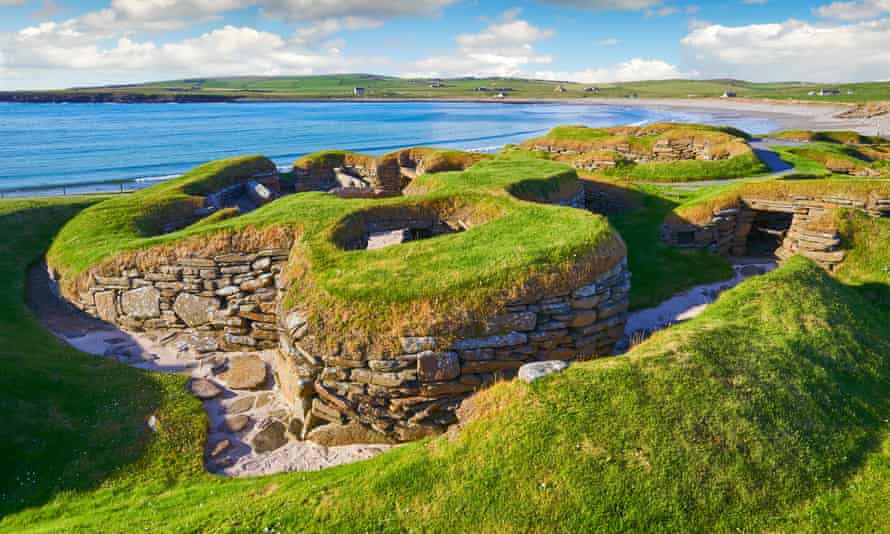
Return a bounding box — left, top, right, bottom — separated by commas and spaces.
524, 124, 769, 183
3, 196, 889, 532
594, 180, 734, 310
11, 75, 890, 103
0, 198, 205, 518
48, 154, 616, 307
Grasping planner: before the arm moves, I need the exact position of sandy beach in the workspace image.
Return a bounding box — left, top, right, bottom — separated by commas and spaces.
275, 96, 887, 137
580, 98, 889, 137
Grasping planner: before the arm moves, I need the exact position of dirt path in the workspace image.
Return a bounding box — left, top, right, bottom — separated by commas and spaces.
27, 262, 392, 477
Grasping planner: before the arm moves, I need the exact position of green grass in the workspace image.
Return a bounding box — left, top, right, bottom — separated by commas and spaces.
772, 130, 888, 145
47, 152, 621, 351
604, 152, 769, 182
600, 182, 734, 309
522, 123, 768, 183
6, 75, 890, 103
2, 198, 890, 532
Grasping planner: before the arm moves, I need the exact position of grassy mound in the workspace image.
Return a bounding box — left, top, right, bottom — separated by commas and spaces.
48, 151, 622, 351
771, 130, 888, 145
3, 200, 889, 532
670, 177, 890, 225
522, 123, 768, 182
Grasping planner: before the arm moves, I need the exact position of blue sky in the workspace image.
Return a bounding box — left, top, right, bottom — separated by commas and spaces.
1, 0, 889, 89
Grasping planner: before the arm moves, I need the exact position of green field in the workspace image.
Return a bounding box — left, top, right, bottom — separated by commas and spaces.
2, 192, 890, 532
5, 74, 890, 103
3, 135, 890, 532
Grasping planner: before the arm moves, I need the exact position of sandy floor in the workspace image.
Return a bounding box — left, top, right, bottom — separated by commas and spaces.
617, 260, 778, 352
27, 262, 392, 477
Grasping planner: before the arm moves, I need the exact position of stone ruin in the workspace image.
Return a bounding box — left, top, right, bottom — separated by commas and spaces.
62, 159, 630, 445
662, 192, 890, 270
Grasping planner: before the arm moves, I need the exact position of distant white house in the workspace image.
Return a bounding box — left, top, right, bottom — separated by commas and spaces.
353, 87, 366, 96
493, 93, 508, 99
721, 92, 737, 98
816, 88, 841, 96
583, 87, 599, 93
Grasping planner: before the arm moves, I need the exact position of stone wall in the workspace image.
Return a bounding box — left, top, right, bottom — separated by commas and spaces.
72, 249, 290, 352
530, 137, 745, 171
662, 193, 890, 270
275, 258, 630, 443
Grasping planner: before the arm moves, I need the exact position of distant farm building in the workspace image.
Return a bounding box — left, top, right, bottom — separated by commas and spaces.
721, 92, 737, 98
816, 88, 841, 96
353, 87, 366, 96
583, 87, 599, 93
429, 82, 445, 88
493, 93, 508, 99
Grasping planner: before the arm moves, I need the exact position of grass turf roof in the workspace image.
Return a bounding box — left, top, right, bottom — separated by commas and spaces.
668, 177, 890, 225
47, 151, 622, 351
521, 123, 768, 183
4, 199, 890, 532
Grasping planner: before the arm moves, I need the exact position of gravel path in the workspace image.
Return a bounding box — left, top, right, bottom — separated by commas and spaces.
27, 261, 392, 477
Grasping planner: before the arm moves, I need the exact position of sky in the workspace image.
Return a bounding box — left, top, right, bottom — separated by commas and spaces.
1, 0, 889, 90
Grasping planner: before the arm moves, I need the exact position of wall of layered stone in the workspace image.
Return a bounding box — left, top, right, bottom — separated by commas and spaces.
661, 194, 890, 270
275, 258, 631, 443
72, 249, 290, 351
530, 137, 741, 171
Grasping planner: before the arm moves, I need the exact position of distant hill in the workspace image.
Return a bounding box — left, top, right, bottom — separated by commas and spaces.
2, 74, 889, 103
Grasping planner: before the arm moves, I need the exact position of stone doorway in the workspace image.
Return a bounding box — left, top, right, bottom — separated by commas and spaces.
743, 210, 794, 258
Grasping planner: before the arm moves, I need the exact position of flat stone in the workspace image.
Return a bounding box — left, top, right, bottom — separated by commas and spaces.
94, 291, 117, 322
568, 310, 598, 328
209, 439, 231, 458
219, 354, 267, 390
485, 311, 537, 334
451, 332, 527, 351
121, 286, 160, 319
417, 351, 460, 382
225, 396, 255, 415
254, 392, 275, 408
306, 422, 393, 447
518, 361, 569, 384
399, 336, 438, 354
251, 419, 289, 453
173, 293, 220, 328
222, 414, 250, 432
189, 378, 221, 400
179, 334, 220, 354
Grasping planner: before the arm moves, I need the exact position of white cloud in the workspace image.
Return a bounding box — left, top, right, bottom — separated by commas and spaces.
80, 0, 252, 32
597, 38, 622, 45
681, 18, 890, 82
402, 10, 555, 78
259, 0, 456, 21
742, 0, 768, 4
814, 0, 890, 20
535, 0, 662, 9
0, 0, 28, 5
0, 23, 380, 89
535, 58, 692, 83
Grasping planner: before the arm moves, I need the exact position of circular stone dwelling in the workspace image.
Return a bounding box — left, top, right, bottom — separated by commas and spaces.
47, 148, 630, 444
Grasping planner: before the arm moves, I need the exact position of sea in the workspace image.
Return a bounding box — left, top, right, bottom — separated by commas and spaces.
0, 101, 779, 196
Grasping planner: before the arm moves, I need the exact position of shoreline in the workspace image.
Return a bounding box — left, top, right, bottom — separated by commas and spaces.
2, 97, 886, 198
4, 94, 885, 135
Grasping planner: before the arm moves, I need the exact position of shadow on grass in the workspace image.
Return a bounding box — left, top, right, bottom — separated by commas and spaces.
602, 183, 734, 310
0, 202, 165, 518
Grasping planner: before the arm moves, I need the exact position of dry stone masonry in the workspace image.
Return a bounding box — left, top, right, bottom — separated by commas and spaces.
72, 249, 290, 351
275, 258, 630, 443
663, 193, 890, 270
